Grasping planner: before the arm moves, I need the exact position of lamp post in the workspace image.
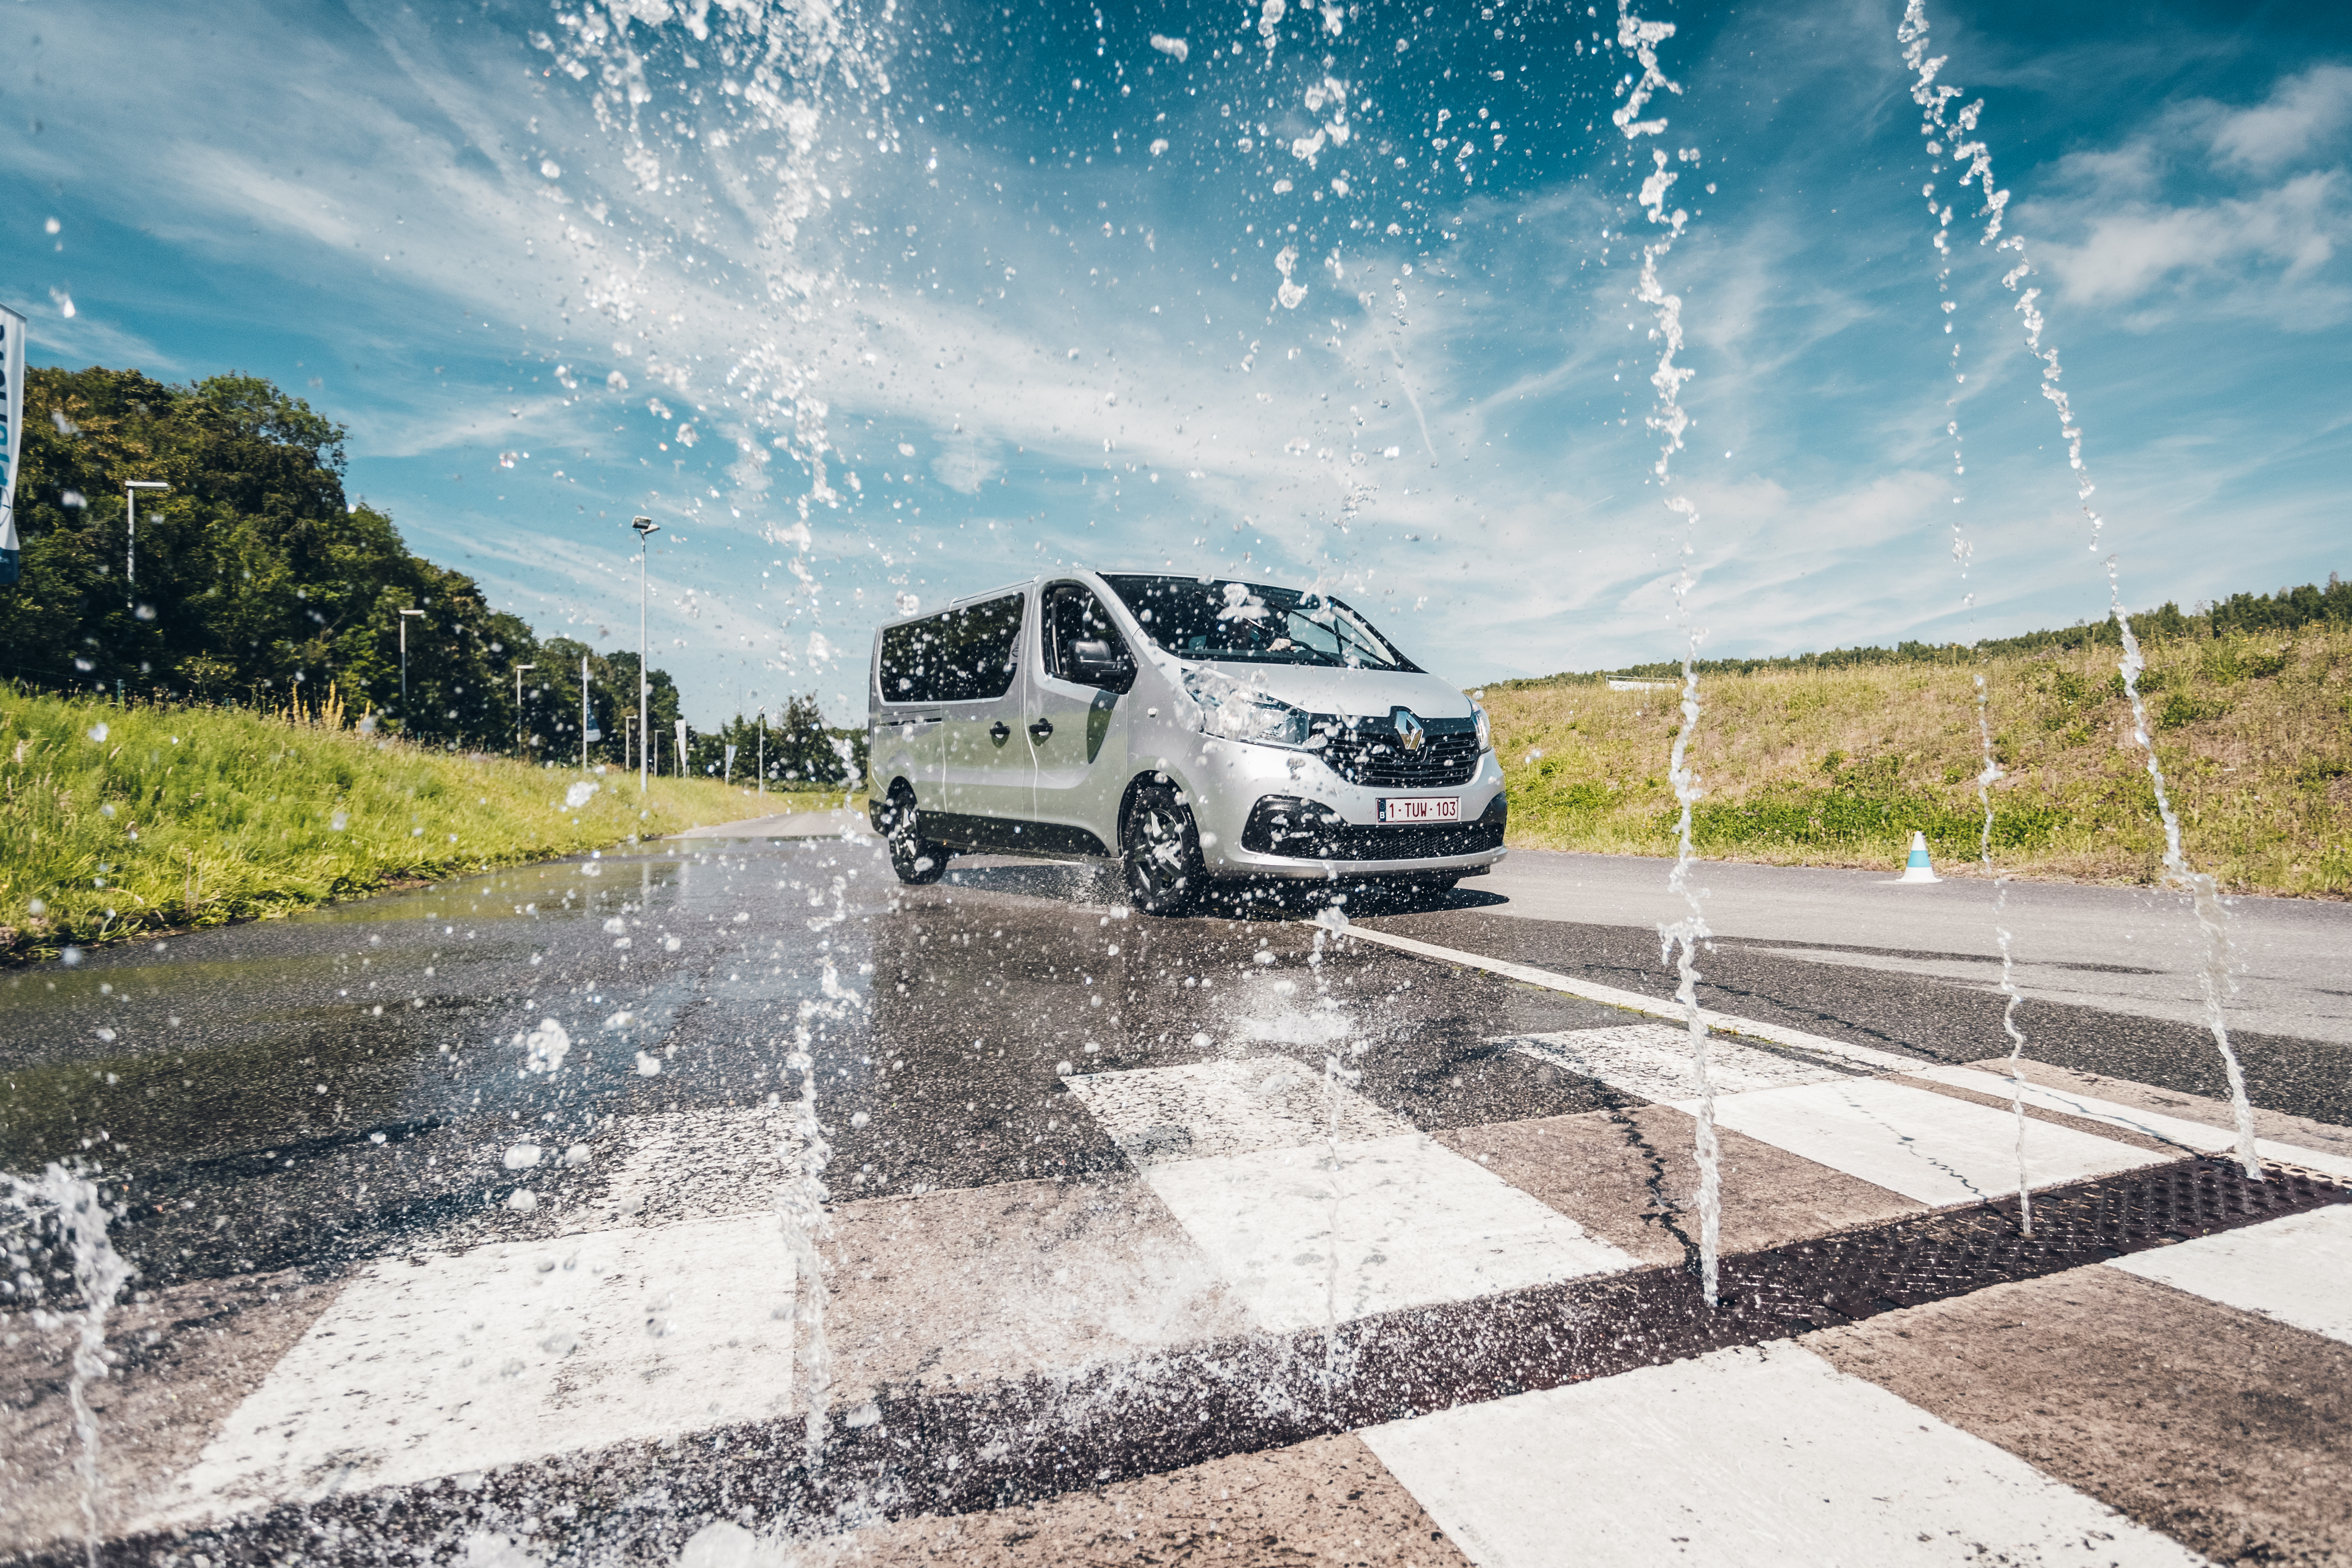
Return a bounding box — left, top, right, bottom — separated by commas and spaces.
631, 516, 659, 794
397, 608, 426, 710
124, 480, 168, 601
581, 654, 593, 772
514, 663, 535, 758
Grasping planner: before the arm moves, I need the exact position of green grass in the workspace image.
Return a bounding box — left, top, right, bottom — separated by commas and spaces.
0, 684, 838, 958
1488, 628, 2352, 896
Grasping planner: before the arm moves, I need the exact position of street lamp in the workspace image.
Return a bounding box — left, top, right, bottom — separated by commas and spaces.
397, 608, 426, 708
632, 516, 659, 794
514, 663, 535, 757
124, 480, 168, 596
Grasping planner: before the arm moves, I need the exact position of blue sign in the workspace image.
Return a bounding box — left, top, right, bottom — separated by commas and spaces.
0, 304, 22, 586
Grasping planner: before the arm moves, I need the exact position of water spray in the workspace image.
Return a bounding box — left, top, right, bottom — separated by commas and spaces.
4, 1165, 134, 1568
1898, 0, 2262, 1180
1614, 0, 1722, 1306
1899, 13, 2036, 1232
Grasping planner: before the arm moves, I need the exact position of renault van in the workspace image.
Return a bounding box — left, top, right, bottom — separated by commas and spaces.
864, 571, 1506, 913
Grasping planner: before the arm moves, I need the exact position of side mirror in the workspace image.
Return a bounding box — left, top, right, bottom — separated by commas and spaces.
1071, 638, 1134, 684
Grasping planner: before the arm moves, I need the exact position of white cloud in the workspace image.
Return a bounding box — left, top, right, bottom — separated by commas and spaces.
2039, 172, 2347, 318
2207, 64, 2352, 173
2020, 64, 2352, 331
928, 434, 1002, 494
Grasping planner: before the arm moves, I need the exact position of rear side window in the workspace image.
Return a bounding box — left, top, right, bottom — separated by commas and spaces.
878, 619, 941, 702
879, 593, 1025, 703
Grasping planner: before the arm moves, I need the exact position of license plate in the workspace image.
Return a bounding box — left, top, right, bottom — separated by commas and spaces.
1379, 796, 1460, 824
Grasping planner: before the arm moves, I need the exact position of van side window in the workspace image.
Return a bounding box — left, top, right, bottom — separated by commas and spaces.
879, 618, 943, 703
879, 594, 1023, 703
936, 593, 1026, 700
1044, 584, 1137, 693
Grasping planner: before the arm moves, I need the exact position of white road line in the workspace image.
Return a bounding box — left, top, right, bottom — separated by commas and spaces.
1142, 1133, 1637, 1335
149, 1213, 798, 1527
1904, 1065, 2352, 1181
1327, 922, 1918, 1074
1361, 1340, 2204, 1568
2108, 1205, 2352, 1347
1061, 1056, 1410, 1165
1506, 1022, 1854, 1104
1707, 1079, 2164, 1208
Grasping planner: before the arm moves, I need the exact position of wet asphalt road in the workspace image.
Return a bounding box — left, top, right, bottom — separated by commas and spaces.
2, 835, 2341, 1298
0, 838, 1628, 1295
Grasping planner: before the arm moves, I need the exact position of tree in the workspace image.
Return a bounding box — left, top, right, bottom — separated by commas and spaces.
595, 650, 682, 771
4, 366, 685, 755
687, 694, 868, 787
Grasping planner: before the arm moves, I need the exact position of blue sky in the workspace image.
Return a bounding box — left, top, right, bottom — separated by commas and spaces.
5, 0, 2347, 722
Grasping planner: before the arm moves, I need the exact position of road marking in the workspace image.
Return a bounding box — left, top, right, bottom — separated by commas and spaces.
1061, 1055, 1410, 1165
1327, 921, 1919, 1074
2107, 1204, 2352, 1346
1707, 1078, 2163, 1207
1907, 1064, 2352, 1181
152, 1213, 798, 1526
1142, 1132, 1637, 1335
1361, 1340, 2205, 1568
1506, 1022, 1854, 1105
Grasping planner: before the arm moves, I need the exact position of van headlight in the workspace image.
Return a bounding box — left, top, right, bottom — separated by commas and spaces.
1473, 702, 1493, 753
1183, 670, 1309, 748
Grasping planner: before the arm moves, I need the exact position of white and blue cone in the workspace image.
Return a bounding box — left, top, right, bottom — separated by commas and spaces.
1896, 830, 1940, 884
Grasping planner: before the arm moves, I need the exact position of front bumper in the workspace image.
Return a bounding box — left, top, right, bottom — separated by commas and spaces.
1178, 736, 1510, 881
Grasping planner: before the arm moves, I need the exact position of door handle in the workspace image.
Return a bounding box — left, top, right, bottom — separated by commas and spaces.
988, 720, 1011, 747
1028, 718, 1054, 742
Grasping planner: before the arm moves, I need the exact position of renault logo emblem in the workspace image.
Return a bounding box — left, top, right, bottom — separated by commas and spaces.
1393, 707, 1425, 753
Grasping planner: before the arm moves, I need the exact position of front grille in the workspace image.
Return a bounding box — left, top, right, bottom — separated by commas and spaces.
1314, 723, 1481, 789
1243, 794, 1506, 862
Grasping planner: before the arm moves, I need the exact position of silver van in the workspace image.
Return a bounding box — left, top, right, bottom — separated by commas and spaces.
864, 570, 1506, 913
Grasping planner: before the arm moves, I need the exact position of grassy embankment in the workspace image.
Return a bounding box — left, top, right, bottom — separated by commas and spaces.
0, 685, 840, 958
1490, 627, 2352, 896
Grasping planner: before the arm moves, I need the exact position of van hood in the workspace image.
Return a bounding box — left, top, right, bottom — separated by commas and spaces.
1183, 659, 1473, 721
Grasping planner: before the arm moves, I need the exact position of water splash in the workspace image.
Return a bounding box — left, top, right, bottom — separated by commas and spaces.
777, 1026, 834, 1476
1898, 0, 2261, 1179
1321, 1043, 1347, 1377
777, 959, 862, 1480
538, 0, 898, 673
1614, 1, 1720, 1306
1972, 684, 2034, 1234
3, 1164, 134, 1567
2107, 561, 2260, 1176
1898, 24, 2034, 1232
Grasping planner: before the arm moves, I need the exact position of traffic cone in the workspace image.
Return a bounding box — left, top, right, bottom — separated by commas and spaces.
1896, 831, 1941, 884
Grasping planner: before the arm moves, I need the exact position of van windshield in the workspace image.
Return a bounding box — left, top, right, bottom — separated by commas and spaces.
1100, 575, 1418, 671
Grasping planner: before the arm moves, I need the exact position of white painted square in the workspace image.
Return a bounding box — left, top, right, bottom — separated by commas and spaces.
1707, 1078, 2161, 1207
154, 1212, 799, 1524
2108, 1204, 2352, 1346
1142, 1132, 1636, 1335
1362, 1340, 2204, 1568
1062, 1055, 1410, 1165
1506, 1023, 1853, 1105
1909, 1065, 2352, 1181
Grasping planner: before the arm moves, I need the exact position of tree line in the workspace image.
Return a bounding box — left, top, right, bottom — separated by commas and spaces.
1497, 574, 2351, 688
1, 365, 861, 783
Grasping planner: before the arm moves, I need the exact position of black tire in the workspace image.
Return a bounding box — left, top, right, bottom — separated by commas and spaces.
1122, 781, 1205, 916
881, 785, 948, 886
